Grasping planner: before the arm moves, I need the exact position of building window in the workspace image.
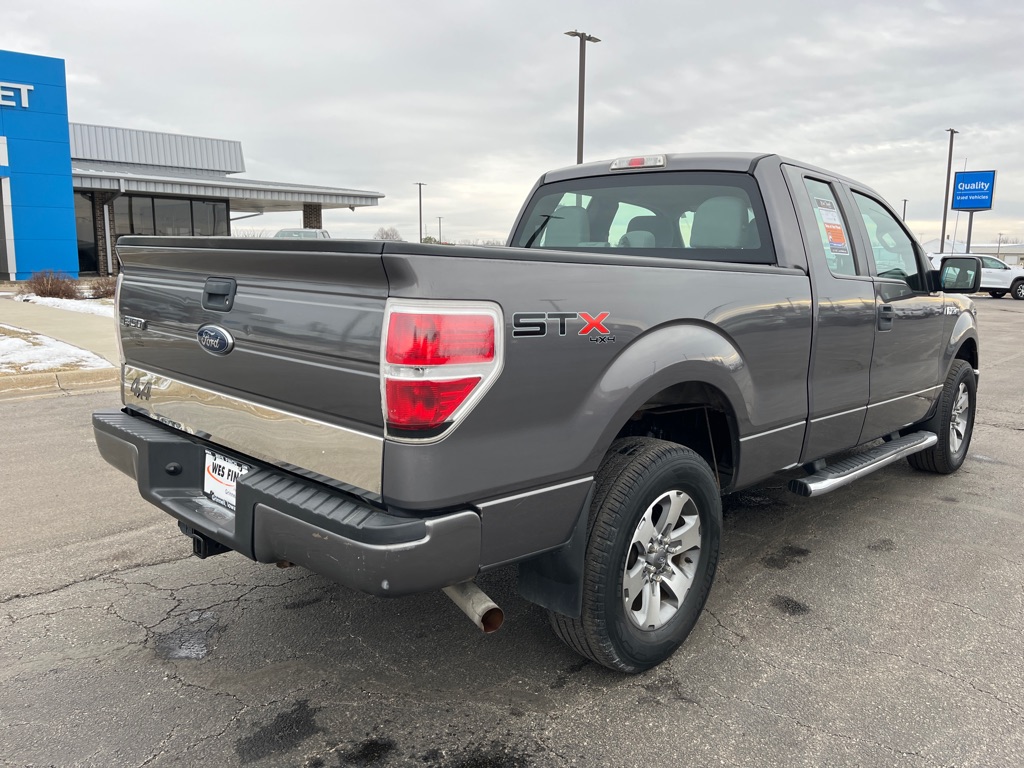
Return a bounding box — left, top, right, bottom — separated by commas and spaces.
154, 198, 192, 236
192, 200, 229, 236
74, 192, 98, 274
113, 196, 130, 235
111, 195, 229, 237
132, 196, 155, 235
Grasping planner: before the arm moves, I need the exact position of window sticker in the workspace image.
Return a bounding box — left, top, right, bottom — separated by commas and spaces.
814, 197, 849, 256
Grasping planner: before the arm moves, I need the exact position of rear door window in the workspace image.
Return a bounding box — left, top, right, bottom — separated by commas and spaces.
803, 178, 858, 277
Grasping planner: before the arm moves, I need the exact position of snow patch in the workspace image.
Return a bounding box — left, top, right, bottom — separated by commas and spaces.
15, 293, 115, 317
0, 324, 114, 374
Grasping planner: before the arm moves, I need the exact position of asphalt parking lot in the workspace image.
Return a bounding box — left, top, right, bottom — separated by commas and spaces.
1, 299, 1022, 768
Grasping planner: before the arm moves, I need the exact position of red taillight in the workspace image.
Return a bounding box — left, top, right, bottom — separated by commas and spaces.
386, 313, 494, 366
385, 378, 481, 429
382, 303, 502, 438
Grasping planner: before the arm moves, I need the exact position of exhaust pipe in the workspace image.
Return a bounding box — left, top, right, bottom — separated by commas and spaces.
442, 581, 504, 634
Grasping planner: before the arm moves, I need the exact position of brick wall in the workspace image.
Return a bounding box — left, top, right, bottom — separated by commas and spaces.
91, 191, 120, 276
302, 203, 322, 229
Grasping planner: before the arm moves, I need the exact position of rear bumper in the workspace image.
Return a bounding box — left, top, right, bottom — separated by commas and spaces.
93, 409, 481, 596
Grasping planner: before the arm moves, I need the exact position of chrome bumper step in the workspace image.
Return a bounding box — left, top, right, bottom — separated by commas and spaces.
788, 431, 938, 497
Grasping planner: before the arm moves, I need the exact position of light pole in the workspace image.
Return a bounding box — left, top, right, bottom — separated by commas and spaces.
437, 216, 443, 244
950, 157, 968, 252
564, 30, 600, 165
939, 128, 958, 253
997, 232, 1004, 257
415, 182, 426, 243
901, 199, 908, 220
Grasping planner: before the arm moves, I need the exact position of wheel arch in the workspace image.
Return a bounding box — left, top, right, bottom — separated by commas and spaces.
584, 322, 751, 492
947, 310, 979, 376
518, 323, 749, 619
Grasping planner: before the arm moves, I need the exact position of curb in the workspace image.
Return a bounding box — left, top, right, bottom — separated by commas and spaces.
0, 366, 118, 400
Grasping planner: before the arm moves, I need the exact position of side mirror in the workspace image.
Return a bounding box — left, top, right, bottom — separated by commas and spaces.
934, 256, 981, 294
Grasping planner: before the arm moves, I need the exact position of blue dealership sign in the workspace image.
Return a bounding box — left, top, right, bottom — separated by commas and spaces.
951, 170, 996, 211
0, 49, 77, 280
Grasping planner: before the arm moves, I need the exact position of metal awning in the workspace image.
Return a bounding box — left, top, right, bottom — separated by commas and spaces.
71, 160, 383, 212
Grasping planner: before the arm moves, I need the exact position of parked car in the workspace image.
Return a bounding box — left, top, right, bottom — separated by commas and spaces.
96, 152, 982, 673
930, 253, 1024, 299
273, 228, 331, 239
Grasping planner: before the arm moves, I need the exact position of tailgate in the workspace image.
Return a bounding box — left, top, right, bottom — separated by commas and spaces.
115, 237, 388, 495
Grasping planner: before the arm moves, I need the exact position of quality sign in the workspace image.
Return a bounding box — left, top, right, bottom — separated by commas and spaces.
951, 170, 996, 211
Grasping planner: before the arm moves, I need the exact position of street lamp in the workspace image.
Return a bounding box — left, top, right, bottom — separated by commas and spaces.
437, 216, 443, 244
939, 128, 959, 254
997, 232, 1004, 257
565, 30, 600, 164
901, 199, 908, 220
415, 182, 427, 243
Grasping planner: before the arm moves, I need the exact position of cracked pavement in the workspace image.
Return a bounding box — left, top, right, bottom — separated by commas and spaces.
1, 300, 1022, 767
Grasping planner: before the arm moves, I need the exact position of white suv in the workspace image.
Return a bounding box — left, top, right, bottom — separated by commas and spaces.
930, 254, 1024, 299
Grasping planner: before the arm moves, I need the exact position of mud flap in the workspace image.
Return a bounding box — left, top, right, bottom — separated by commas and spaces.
516, 485, 593, 618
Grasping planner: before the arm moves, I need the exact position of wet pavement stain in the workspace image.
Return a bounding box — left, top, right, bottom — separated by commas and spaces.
443, 740, 535, 768
339, 737, 397, 766
235, 699, 323, 764
549, 659, 588, 689
761, 545, 810, 570
867, 538, 897, 552
969, 454, 1009, 465
637, 674, 701, 707
284, 595, 325, 610
771, 595, 810, 615
154, 610, 219, 660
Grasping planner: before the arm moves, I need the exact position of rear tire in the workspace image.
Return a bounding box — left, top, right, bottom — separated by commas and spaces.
548, 438, 722, 673
988, 291, 1006, 299
907, 360, 976, 474
1012, 280, 1024, 300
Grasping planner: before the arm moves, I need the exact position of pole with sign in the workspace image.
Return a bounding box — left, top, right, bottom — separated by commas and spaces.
951, 169, 996, 254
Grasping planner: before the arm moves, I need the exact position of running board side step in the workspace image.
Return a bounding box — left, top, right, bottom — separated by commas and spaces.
788, 431, 938, 497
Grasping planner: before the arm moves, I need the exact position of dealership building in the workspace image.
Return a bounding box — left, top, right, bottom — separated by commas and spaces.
1, 49, 382, 280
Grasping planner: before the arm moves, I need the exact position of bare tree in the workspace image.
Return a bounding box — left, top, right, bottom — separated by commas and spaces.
457, 238, 504, 246
233, 227, 270, 238
373, 226, 402, 241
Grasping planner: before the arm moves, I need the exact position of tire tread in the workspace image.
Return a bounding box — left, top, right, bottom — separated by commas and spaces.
548, 437, 721, 672
907, 360, 974, 474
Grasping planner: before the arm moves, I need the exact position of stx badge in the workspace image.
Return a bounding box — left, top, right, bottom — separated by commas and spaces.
512, 311, 614, 342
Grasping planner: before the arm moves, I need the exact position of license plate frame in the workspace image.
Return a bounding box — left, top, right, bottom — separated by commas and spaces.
203, 450, 251, 512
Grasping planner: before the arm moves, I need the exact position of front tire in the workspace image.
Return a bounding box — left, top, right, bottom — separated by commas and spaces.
1012, 280, 1024, 300
548, 438, 722, 673
907, 360, 976, 474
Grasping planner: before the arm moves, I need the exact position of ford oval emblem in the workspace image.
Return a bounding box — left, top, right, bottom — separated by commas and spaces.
196, 325, 235, 355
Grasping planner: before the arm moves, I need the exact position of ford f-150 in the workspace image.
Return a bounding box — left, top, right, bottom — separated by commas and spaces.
93, 153, 982, 672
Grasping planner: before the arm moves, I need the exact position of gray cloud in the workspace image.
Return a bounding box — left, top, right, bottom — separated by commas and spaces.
3, 0, 1020, 243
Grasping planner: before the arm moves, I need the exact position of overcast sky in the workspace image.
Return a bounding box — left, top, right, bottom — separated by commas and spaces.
4, 0, 1022, 246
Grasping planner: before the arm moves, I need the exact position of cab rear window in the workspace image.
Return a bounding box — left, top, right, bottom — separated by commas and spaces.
512, 171, 775, 265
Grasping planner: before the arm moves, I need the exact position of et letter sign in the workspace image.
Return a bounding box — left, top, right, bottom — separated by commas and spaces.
951, 170, 996, 211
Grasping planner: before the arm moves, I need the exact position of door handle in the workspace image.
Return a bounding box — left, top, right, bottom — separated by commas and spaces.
878, 303, 894, 331
202, 278, 237, 312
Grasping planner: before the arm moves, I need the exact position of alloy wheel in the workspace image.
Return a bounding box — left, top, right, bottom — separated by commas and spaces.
622, 489, 701, 630
950, 382, 970, 455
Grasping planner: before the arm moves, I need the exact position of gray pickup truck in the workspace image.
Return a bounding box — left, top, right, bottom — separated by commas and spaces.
93, 152, 982, 672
